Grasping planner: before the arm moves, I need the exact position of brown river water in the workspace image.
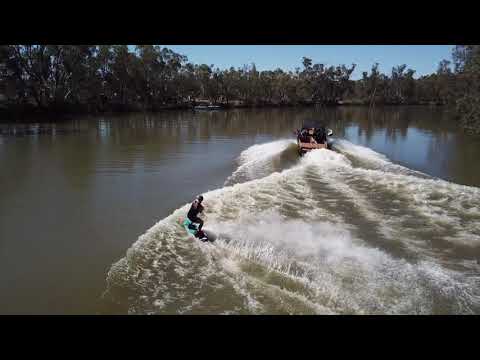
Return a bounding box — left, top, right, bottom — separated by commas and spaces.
1, 106, 480, 314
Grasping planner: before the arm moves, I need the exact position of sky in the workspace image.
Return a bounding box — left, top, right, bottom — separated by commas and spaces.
159, 45, 454, 79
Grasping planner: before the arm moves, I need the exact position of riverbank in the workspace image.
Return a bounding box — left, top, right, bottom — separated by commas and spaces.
0, 101, 449, 124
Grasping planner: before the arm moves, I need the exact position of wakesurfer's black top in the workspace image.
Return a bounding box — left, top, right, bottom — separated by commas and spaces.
187, 199, 203, 221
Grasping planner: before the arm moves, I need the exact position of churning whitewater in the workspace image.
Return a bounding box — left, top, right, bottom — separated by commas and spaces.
103, 139, 480, 314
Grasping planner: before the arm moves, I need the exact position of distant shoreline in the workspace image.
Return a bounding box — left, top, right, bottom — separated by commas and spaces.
0, 102, 447, 124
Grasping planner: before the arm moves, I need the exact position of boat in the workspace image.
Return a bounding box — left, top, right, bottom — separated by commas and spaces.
295, 121, 334, 156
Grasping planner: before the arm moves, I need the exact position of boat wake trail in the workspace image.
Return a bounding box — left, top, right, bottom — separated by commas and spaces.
225, 139, 297, 185
103, 139, 480, 314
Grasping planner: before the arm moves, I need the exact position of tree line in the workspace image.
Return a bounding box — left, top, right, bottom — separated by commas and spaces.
0, 45, 479, 133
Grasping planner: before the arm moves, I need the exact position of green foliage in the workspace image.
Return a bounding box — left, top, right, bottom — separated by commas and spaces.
452, 45, 480, 134
0, 44, 479, 134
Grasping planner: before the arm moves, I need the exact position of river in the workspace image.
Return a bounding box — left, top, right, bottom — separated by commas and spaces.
1, 106, 479, 314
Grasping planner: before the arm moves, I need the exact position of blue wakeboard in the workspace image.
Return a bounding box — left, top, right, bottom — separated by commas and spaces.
182, 218, 209, 242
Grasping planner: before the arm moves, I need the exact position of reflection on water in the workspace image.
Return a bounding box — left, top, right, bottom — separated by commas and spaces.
0, 106, 479, 314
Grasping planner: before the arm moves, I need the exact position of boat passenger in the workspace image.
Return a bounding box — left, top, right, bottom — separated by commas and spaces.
299, 129, 310, 143
314, 127, 327, 144
308, 128, 317, 144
